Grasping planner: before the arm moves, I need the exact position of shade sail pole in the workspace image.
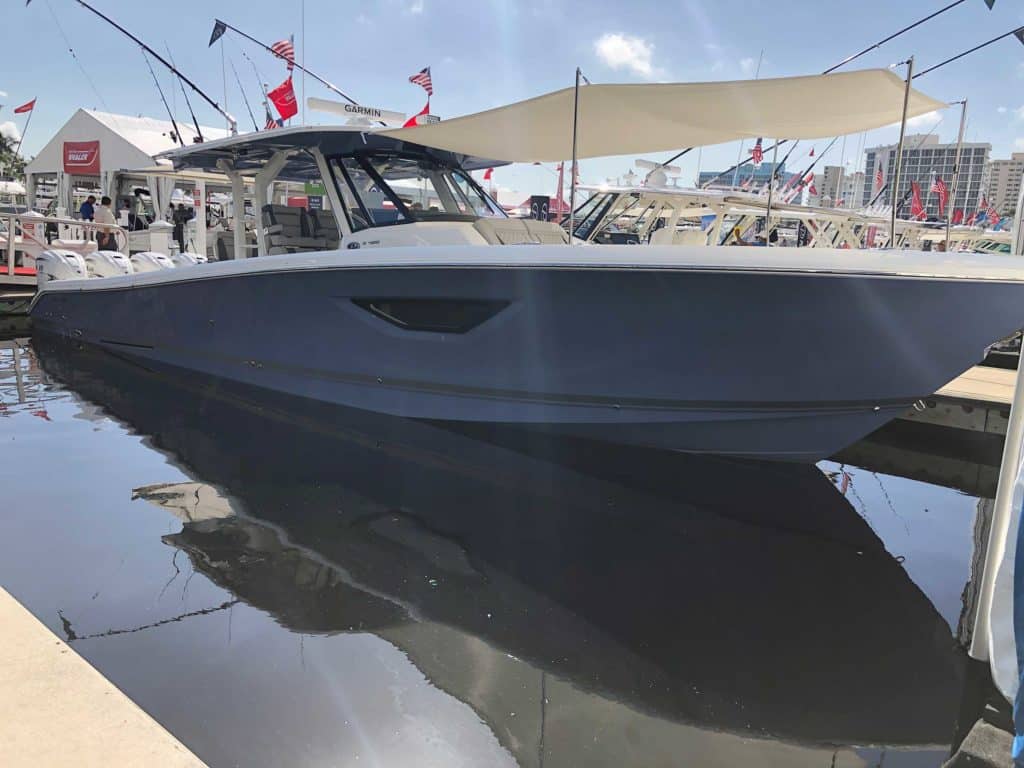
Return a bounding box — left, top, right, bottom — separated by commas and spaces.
765, 139, 779, 245
946, 99, 968, 248
568, 67, 581, 245
890, 57, 914, 249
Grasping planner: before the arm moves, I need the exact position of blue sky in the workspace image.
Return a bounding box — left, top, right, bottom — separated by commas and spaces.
4, 0, 1024, 201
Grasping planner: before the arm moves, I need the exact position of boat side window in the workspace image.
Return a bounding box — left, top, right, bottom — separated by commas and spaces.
329, 156, 408, 231
447, 171, 506, 218
572, 193, 616, 240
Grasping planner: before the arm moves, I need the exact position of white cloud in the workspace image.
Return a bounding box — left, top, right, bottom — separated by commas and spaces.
1014, 105, 1024, 122
0, 90, 8, 100
710, 60, 725, 73
906, 110, 941, 128
739, 57, 756, 75
593, 33, 657, 78
0, 121, 21, 142
1015, 137, 1024, 151
998, 106, 1008, 114
407, 0, 424, 13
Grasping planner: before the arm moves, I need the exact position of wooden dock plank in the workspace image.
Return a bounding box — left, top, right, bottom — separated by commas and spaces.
936, 366, 1016, 406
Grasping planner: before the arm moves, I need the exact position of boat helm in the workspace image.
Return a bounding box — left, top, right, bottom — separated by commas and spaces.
85, 250, 133, 278
35, 250, 87, 284
130, 251, 176, 273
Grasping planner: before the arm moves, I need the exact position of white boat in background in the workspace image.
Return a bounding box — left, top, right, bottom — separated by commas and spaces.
29, 68, 1024, 461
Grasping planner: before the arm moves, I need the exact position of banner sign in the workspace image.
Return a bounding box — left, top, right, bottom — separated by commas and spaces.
63, 141, 100, 175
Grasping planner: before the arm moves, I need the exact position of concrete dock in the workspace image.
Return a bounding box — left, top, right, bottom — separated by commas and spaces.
0, 587, 206, 767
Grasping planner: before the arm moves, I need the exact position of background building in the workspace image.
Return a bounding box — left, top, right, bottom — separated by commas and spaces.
808, 166, 862, 208
838, 170, 865, 209
986, 153, 1024, 217
862, 134, 989, 219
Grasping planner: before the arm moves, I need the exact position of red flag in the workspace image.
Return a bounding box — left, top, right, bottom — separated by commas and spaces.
751, 137, 763, 166
874, 163, 884, 191
267, 77, 298, 121
952, 209, 963, 225
402, 98, 430, 128
809, 147, 815, 157
483, 168, 493, 181
14, 98, 35, 114
910, 181, 925, 220
988, 205, 1001, 228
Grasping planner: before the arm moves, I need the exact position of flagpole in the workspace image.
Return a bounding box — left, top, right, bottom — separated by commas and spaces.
14, 106, 34, 158
568, 67, 582, 244
946, 98, 968, 248
889, 57, 914, 249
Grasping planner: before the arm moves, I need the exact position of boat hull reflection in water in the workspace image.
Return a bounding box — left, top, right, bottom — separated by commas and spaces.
30, 253, 1024, 460
34, 337, 967, 764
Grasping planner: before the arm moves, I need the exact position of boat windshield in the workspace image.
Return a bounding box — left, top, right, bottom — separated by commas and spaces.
328, 153, 506, 231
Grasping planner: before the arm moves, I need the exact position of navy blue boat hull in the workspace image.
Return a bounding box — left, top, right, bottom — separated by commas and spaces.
30, 264, 1024, 460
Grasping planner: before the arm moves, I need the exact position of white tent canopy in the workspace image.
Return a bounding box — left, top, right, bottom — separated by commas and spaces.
383, 69, 946, 163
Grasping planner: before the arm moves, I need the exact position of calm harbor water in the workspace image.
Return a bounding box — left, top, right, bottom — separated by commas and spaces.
0, 331, 1006, 767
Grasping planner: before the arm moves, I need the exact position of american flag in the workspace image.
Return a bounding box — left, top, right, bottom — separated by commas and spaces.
751, 137, 763, 167
271, 37, 295, 71
988, 204, 1001, 228
265, 103, 282, 130
874, 160, 884, 191
409, 67, 433, 96
930, 176, 948, 216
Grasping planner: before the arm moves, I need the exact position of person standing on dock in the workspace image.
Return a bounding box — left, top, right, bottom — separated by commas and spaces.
93, 196, 117, 251
79, 195, 95, 222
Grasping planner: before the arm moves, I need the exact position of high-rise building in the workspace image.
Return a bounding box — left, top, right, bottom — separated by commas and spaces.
862, 134, 990, 219
838, 171, 865, 209
986, 153, 1024, 217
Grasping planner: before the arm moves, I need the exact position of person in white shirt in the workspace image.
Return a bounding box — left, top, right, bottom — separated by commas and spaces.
94, 196, 117, 251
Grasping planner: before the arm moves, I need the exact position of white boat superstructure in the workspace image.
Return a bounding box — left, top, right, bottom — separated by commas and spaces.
567, 184, 1013, 253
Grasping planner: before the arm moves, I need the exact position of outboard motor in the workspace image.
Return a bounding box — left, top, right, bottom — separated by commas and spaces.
85, 250, 133, 278
171, 251, 208, 267
130, 251, 176, 273
36, 249, 87, 285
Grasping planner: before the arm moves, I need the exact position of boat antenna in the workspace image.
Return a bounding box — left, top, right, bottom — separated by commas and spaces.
165, 43, 204, 143
229, 58, 260, 132
140, 49, 185, 148
55, 0, 238, 134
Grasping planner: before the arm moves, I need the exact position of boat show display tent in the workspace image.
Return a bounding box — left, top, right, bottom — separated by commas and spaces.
23, 109, 228, 216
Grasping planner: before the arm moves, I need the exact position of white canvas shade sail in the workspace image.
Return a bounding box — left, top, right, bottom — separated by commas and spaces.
383, 69, 946, 163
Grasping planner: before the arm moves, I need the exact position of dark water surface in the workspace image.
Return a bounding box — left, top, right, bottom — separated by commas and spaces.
0, 334, 1004, 767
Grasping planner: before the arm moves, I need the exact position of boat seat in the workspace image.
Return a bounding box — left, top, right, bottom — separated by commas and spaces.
262, 204, 328, 252
309, 209, 341, 250
473, 218, 570, 246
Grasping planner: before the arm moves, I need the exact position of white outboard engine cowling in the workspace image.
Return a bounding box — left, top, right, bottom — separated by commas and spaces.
171, 251, 208, 267
130, 251, 176, 273
85, 250, 134, 278
36, 249, 87, 285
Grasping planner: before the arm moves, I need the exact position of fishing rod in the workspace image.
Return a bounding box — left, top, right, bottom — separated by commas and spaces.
141, 50, 185, 147
210, 19, 359, 106
166, 43, 204, 143
675, 2, 999, 187
31, 0, 238, 135
913, 26, 1024, 78
230, 58, 260, 132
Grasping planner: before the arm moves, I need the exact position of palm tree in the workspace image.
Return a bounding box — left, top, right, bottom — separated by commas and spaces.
0, 133, 26, 181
